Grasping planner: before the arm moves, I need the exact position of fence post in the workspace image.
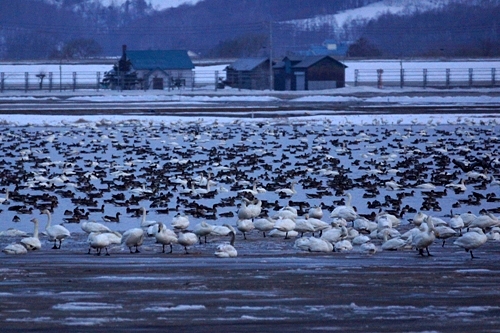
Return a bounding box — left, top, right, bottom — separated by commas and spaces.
468, 68, 473, 88
492, 68, 496, 86
400, 68, 404, 88
354, 69, 359, 87
25, 72, 29, 92
377, 69, 383, 89
445, 69, 450, 88
0, 72, 4, 92
215, 70, 218, 91
96, 72, 100, 91
72, 72, 76, 91
423, 69, 427, 89
49, 72, 53, 92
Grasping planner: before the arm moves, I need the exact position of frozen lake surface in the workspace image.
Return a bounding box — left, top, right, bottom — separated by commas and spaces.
0, 110, 499, 331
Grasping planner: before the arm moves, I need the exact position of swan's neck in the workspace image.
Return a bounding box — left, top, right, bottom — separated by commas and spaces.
230, 231, 235, 246
33, 221, 39, 239
346, 193, 352, 207
45, 212, 52, 229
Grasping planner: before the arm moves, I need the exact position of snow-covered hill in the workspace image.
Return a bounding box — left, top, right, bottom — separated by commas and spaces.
286, 0, 453, 30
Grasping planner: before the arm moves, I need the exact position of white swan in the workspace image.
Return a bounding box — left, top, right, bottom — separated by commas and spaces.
193, 221, 214, 244
274, 181, 297, 196
294, 236, 333, 252
87, 232, 112, 256
171, 213, 190, 231
321, 225, 348, 245
178, 231, 198, 254
42, 210, 71, 249
274, 216, 296, 239
334, 239, 353, 252
140, 207, 158, 228
236, 219, 255, 239
210, 224, 232, 236
412, 216, 435, 256
294, 217, 315, 237
21, 217, 41, 251
453, 227, 488, 259
237, 199, 254, 220
330, 193, 357, 222
0, 189, 10, 204
214, 224, 237, 258
81, 221, 112, 234
121, 218, 144, 253
253, 217, 275, 237
155, 223, 178, 253
308, 205, 324, 219
2, 243, 27, 255
433, 225, 457, 247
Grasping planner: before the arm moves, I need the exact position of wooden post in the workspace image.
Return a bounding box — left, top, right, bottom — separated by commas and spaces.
468, 68, 473, 87
215, 70, 218, 91
400, 68, 404, 88
423, 69, 427, 89
0, 72, 4, 92
72, 72, 76, 91
377, 69, 383, 89
445, 68, 450, 88
49, 72, 53, 92
97, 72, 101, 91
492, 68, 496, 86
25, 72, 29, 92
354, 69, 359, 87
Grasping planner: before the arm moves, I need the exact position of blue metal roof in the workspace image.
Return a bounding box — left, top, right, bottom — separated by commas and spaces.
126, 50, 194, 70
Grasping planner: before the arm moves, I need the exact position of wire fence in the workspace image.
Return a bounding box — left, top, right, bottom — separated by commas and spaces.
1, 67, 499, 92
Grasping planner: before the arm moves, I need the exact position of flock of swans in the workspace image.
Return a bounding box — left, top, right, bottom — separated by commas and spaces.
0, 115, 499, 260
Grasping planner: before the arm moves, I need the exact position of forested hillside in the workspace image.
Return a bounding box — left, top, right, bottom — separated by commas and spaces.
0, 0, 499, 60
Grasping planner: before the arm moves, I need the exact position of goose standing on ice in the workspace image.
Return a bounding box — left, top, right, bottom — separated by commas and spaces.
42, 210, 71, 249
214, 224, 237, 258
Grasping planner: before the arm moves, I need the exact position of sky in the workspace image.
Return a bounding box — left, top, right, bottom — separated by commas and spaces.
101, 0, 203, 10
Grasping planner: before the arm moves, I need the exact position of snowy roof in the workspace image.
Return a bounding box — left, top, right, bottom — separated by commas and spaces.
228, 58, 269, 71
127, 50, 194, 70
294, 55, 347, 69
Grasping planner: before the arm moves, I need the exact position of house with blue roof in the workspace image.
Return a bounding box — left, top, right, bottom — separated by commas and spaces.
102, 45, 194, 90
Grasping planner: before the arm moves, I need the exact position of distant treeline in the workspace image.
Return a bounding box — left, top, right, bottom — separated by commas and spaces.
0, 0, 499, 60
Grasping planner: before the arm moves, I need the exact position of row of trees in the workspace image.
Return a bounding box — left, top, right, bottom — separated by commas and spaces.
1, 0, 499, 59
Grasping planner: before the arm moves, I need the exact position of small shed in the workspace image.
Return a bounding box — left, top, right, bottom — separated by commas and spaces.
102, 45, 194, 90
274, 55, 347, 91
225, 57, 272, 90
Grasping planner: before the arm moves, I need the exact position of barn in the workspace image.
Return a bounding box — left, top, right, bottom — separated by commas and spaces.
224, 58, 272, 90
274, 55, 347, 91
102, 45, 194, 90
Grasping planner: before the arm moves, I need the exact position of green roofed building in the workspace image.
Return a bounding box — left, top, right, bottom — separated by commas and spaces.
102, 45, 194, 90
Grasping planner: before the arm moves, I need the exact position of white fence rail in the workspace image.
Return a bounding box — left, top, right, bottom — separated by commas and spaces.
1, 67, 499, 92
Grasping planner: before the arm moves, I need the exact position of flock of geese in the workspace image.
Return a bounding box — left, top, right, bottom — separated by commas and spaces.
0, 116, 499, 259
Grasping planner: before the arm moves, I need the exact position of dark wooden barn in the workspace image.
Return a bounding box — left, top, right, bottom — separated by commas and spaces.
224, 58, 272, 90
274, 55, 347, 91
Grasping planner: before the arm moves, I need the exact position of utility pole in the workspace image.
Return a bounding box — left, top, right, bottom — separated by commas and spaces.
269, 20, 274, 91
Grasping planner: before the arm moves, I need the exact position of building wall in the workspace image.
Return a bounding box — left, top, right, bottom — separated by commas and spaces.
136, 69, 193, 90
